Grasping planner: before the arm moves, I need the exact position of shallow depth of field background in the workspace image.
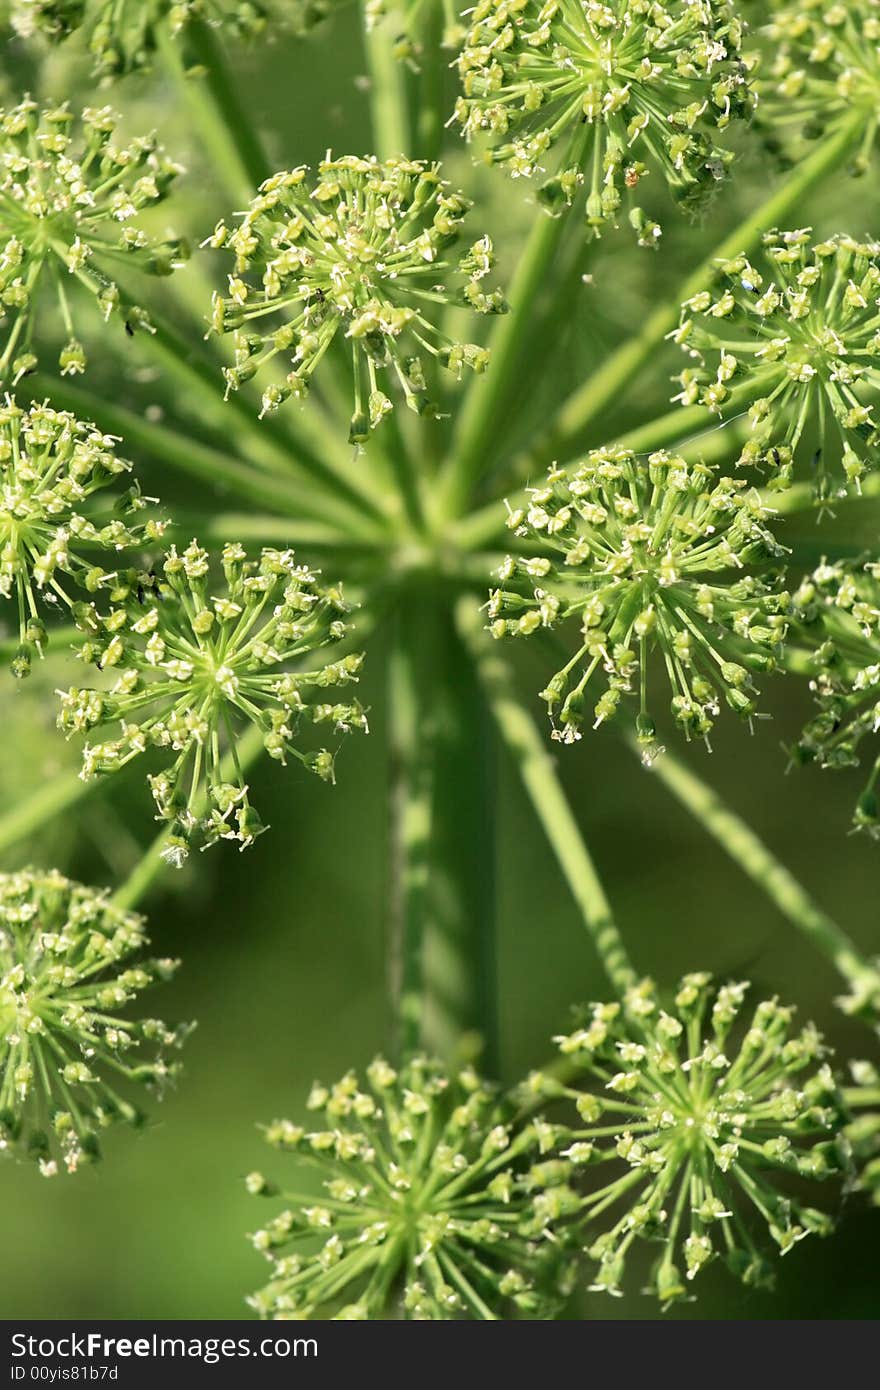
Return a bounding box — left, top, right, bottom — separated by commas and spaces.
1, 17, 878, 1320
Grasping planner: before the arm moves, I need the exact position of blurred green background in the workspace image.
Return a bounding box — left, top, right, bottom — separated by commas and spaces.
1, 11, 878, 1321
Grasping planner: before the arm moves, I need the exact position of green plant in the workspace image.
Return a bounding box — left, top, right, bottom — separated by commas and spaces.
1, 0, 879, 1322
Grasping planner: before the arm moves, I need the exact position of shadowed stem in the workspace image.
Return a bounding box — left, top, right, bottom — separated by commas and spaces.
459, 601, 637, 999
0, 767, 98, 861
635, 736, 880, 1006
387, 598, 437, 1057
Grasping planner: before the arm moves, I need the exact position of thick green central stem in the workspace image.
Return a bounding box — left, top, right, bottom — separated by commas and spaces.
460, 602, 637, 999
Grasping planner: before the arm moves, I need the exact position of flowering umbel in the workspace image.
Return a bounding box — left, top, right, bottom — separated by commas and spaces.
454, 0, 753, 244
751, 1, 880, 170
9, 0, 293, 76
0, 398, 159, 678
58, 541, 367, 864
529, 974, 848, 1303
791, 556, 880, 845
247, 1056, 579, 1320
488, 448, 789, 751
0, 99, 186, 384
208, 156, 505, 443
674, 230, 880, 497
0, 868, 186, 1176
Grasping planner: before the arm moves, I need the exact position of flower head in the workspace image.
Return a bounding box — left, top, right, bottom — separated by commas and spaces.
10, 0, 298, 76
208, 156, 505, 443
535, 974, 848, 1303
58, 540, 367, 863
488, 447, 789, 752
248, 1055, 579, 1320
751, 0, 880, 170
0, 398, 160, 678
846, 1059, 880, 1205
674, 230, 880, 498
0, 867, 187, 1176
791, 555, 880, 844
454, 0, 753, 244
0, 99, 186, 384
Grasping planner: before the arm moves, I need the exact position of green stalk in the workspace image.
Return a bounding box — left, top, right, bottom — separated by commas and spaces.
423, 614, 498, 1072
387, 598, 436, 1056
364, 13, 411, 158
159, 21, 271, 205
459, 602, 637, 998
520, 115, 865, 470
33, 373, 382, 539
636, 737, 880, 1004
413, 2, 446, 161
0, 768, 97, 859
440, 210, 572, 520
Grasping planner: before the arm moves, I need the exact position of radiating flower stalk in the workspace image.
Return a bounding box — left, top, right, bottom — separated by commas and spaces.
248, 1055, 579, 1319
523, 973, 849, 1304
58, 540, 367, 865
454, 0, 754, 244
0, 99, 186, 384
674, 230, 880, 499
488, 447, 789, 754
0, 867, 187, 1176
0, 398, 160, 677
207, 155, 505, 443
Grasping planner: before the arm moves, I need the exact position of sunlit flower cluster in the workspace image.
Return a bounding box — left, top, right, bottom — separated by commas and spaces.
0, 99, 186, 384
524, 973, 848, 1304
674, 230, 880, 498
0, 868, 186, 1176
208, 156, 505, 442
0, 398, 158, 678
58, 540, 367, 864
751, 1, 880, 170
454, 0, 753, 244
488, 448, 789, 753
248, 1055, 579, 1320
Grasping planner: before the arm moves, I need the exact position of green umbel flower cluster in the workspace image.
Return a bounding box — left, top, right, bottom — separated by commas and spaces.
674, 230, 880, 497
8, 0, 299, 76
0, 399, 159, 678
527, 974, 848, 1304
488, 448, 789, 752
791, 556, 880, 844
0, 100, 186, 384
752, 1, 880, 169
454, 0, 753, 244
58, 541, 367, 864
208, 156, 506, 443
0, 868, 186, 1176
248, 1055, 579, 1320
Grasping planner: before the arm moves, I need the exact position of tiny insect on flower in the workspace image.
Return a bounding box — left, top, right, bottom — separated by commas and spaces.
453, 0, 753, 244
